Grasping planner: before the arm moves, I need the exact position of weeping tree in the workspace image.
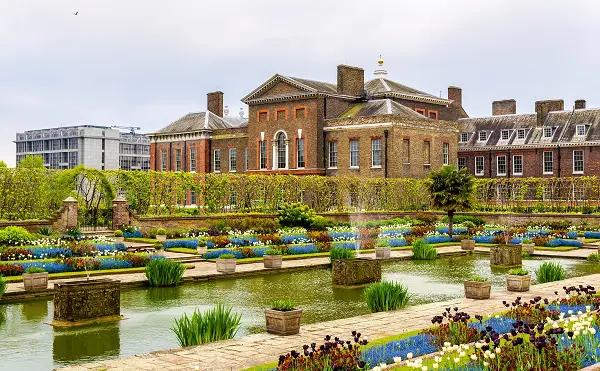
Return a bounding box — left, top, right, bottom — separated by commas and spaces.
425, 165, 474, 237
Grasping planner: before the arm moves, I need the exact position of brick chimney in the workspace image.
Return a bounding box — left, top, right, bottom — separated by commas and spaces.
535, 99, 564, 127
448, 86, 462, 108
207, 91, 224, 117
337, 65, 364, 97
575, 99, 586, 109
492, 99, 516, 116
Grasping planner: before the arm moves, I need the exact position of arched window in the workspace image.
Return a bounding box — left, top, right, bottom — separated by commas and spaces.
277, 132, 287, 169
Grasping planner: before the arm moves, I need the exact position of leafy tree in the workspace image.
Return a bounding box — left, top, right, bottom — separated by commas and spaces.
17, 155, 44, 168
425, 165, 474, 237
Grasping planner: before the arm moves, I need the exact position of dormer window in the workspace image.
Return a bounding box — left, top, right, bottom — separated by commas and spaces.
460, 132, 469, 143
517, 129, 526, 140
576, 125, 586, 137
543, 127, 554, 138
478, 131, 488, 142
500, 130, 511, 140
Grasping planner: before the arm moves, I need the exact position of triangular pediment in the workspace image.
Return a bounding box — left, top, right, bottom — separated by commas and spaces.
242, 74, 317, 103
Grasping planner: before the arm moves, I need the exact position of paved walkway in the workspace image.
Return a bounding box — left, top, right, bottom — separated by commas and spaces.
56, 273, 600, 371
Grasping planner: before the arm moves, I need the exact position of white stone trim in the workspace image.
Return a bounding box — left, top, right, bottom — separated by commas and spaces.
324, 121, 457, 133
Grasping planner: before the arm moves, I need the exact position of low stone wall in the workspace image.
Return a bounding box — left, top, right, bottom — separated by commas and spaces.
0, 197, 78, 233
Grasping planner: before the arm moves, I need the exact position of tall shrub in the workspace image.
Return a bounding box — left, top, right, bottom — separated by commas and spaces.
425, 165, 474, 236
145, 258, 185, 287
171, 305, 241, 347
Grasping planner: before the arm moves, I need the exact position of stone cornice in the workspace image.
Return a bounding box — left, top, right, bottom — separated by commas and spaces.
149, 131, 211, 143
371, 92, 450, 106
458, 142, 600, 152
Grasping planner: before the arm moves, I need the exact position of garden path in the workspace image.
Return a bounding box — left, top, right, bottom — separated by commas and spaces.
55, 274, 600, 371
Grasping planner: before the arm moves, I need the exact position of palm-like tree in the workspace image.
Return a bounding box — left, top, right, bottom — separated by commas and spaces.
425, 165, 474, 237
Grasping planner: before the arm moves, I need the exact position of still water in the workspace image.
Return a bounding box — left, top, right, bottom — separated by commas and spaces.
1, 255, 599, 371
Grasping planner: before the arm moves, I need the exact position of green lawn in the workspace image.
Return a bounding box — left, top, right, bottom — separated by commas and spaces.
124, 237, 159, 244
165, 247, 198, 255
535, 246, 579, 252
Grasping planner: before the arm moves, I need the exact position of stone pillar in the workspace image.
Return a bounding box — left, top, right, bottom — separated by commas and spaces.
112, 196, 130, 229
63, 197, 78, 230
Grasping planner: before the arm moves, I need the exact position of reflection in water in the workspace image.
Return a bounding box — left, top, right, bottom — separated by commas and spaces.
21, 300, 49, 321
53, 323, 120, 365
0, 255, 600, 370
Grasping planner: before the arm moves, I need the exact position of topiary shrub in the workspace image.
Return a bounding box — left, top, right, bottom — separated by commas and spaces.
277, 202, 316, 229
114, 230, 123, 237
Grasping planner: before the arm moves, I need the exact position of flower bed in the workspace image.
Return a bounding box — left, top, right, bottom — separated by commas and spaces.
0, 242, 127, 261
163, 239, 199, 249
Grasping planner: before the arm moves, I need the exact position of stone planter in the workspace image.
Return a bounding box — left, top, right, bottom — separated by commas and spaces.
197, 245, 207, 255
464, 281, 491, 300
461, 239, 475, 251
375, 246, 391, 259
23, 272, 48, 291
577, 237, 585, 244
156, 235, 167, 242
263, 255, 282, 269
216, 258, 236, 273
265, 308, 302, 336
521, 243, 535, 254
154, 249, 164, 257
490, 244, 522, 267
53, 279, 121, 325
332, 258, 381, 287
506, 274, 531, 292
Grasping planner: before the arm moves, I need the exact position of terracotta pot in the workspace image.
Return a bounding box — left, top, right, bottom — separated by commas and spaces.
216, 258, 236, 273
506, 274, 531, 292
263, 255, 282, 269
461, 239, 475, 251
464, 281, 491, 299
521, 243, 535, 254
156, 235, 167, 242
375, 246, 391, 259
265, 308, 302, 335
23, 272, 49, 291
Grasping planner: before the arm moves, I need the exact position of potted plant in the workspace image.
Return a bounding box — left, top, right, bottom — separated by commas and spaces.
460, 221, 476, 251
216, 253, 237, 273
375, 242, 391, 259
506, 267, 531, 292
156, 228, 167, 242
113, 229, 124, 243
23, 266, 48, 291
154, 241, 164, 257
263, 248, 283, 269
521, 238, 535, 254
265, 299, 302, 335
197, 240, 207, 255
464, 275, 491, 300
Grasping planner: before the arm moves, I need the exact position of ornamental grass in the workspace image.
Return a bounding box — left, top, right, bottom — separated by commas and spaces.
364, 281, 410, 313
171, 304, 241, 347
536, 262, 566, 284
145, 258, 185, 287
411, 239, 438, 260
329, 247, 355, 262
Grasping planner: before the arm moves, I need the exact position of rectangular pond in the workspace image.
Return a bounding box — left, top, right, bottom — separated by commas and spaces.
1, 254, 599, 370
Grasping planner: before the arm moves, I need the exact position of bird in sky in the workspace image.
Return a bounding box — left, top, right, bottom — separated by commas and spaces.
73, 11, 78, 15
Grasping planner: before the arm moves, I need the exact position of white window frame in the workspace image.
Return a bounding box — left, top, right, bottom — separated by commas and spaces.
460, 132, 469, 143
189, 148, 197, 173
458, 157, 466, 169
245, 148, 248, 171
229, 148, 237, 173
328, 141, 338, 169
576, 125, 586, 137
543, 127, 554, 138
371, 139, 382, 168
442, 143, 449, 165
478, 131, 488, 142
496, 155, 507, 176
213, 149, 221, 173
500, 130, 510, 141
296, 138, 305, 169
259, 141, 267, 170
543, 151, 553, 174
349, 139, 360, 168
475, 156, 484, 176
161, 150, 167, 172
175, 149, 181, 172
516, 129, 526, 140
573, 150, 584, 174
512, 155, 523, 176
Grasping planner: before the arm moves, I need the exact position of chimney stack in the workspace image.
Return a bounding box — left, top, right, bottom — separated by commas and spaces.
492, 99, 517, 116
535, 99, 564, 127
207, 91, 224, 117
448, 86, 462, 108
575, 99, 586, 110
337, 65, 364, 97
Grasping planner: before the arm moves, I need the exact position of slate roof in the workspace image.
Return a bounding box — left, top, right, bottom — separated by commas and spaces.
285, 76, 337, 94
152, 111, 248, 135
339, 99, 430, 120
365, 78, 449, 104
458, 108, 600, 149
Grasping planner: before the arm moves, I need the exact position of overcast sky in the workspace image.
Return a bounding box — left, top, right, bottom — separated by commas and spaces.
1, 0, 599, 166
